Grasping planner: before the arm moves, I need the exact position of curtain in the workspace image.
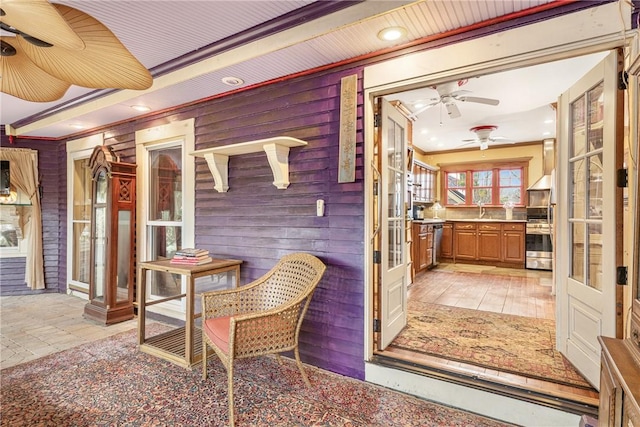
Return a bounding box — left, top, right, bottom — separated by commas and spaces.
0, 148, 44, 289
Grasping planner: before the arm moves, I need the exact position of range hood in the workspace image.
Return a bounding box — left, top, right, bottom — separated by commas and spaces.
527, 139, 555, 191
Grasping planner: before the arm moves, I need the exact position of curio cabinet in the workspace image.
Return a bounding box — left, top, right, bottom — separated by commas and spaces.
83, 145, 136, 325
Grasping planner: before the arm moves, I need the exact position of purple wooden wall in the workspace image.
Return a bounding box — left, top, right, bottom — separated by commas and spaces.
192, 69, 366, 378
0, 137, 66, 295
80, 66, 365, 378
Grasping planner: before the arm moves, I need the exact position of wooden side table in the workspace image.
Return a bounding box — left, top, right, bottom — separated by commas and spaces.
137, 258, 242, 369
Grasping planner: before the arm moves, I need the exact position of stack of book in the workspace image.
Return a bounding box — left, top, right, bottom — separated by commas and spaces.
170, 248, 212, 265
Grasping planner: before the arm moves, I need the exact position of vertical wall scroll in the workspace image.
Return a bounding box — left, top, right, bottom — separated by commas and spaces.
338, 74, 358, 183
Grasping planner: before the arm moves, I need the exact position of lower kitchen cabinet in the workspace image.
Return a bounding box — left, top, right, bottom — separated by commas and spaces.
448, 221, 525, 268
477, 223, 501, 262
453, 223, 477, 261
441, 223, 453, 258
413, 222, 434, 273
502, 223, 525, 263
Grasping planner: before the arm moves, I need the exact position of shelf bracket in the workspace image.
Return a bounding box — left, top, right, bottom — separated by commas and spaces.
202, 153, 230, 193
190, 136, 307, 192
263, 143, 291, 189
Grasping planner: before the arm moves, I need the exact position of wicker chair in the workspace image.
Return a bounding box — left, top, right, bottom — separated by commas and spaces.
201, 252, 326, 426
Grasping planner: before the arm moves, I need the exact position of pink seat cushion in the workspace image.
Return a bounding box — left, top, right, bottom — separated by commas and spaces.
203, 316, 231, 354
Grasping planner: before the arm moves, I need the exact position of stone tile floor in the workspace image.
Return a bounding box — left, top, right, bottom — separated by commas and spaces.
1, 293, 140, 370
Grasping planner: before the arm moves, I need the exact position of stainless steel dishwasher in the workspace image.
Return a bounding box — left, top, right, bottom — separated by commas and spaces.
432, 223, 443, 266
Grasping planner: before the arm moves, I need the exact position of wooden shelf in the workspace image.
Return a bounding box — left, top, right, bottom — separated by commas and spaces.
190, 136, 307, 192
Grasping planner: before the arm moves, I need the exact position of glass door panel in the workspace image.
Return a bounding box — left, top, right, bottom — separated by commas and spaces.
116, 210, 131, 304
93, 205, 106, 303
587, 223, 603, 291
147, 146, 185, 304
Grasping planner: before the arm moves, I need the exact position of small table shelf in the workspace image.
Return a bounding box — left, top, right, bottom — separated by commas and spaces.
137, 258, 242, 369
190, 136, 307, 192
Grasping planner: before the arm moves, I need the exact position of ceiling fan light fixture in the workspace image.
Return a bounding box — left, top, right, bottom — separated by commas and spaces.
470, 125, 497, 140
377, 26, 406, 41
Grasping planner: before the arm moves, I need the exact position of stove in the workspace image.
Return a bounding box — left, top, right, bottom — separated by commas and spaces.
525, 207, 553, 270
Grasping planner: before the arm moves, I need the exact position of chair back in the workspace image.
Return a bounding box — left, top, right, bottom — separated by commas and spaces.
257, 253, 326, 310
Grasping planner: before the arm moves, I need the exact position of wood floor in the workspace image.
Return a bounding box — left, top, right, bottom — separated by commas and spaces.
378, 263, 599, 412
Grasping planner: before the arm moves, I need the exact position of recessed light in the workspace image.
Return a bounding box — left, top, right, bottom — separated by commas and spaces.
69, 124, 85, 129
544, 119, 554, 124
377, 26, 407, 42
542, 131, 551, 136
222, 76, 244, 86
131, 105, 151, 112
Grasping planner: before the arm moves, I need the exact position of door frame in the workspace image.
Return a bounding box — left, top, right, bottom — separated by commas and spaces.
362, 1, 632, 362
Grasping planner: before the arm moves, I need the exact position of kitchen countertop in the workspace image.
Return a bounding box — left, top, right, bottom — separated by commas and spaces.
411, 218, 446, 223
444, 218, 527, 223
411, 218, 527, 223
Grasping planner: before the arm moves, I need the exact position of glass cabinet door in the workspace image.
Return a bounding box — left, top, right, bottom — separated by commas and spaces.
92, 170, 108, 303
116, 210, 131, 304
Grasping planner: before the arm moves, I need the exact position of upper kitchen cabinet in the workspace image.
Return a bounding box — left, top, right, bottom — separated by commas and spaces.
412, 161, 438, 203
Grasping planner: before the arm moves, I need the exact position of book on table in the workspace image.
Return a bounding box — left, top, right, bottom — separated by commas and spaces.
170, 248, 211, 265
174, 248, 209, 257
170, 256, 213, 265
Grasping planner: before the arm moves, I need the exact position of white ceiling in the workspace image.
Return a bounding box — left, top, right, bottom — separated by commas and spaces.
386, 51, 609, 152
1, 0, 591, 141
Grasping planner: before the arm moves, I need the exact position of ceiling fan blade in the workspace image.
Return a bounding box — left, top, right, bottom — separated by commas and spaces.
456, 96, 500, 106
445, 102, 461, 118
17, 4, 153, 91
458, 140, 478, 147
0, 0, 84, 50
408, 101, 438, 119
0, 37, 70, 102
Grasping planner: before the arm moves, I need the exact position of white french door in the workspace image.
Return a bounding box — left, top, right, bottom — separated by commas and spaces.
556, 50, 622, 388
376, 98, 408, 349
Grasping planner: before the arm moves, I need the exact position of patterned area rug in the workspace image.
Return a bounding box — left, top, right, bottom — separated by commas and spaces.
390, 301, 591, 389
1, 327, 514, 426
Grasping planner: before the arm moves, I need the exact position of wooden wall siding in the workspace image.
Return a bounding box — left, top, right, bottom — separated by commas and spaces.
96, 67, 367, 378
0, 138, 66, 296
192, 68, 366, 378
1, 65, 367, 377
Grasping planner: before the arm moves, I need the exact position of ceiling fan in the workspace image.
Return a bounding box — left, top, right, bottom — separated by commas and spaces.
460, 125, 511, 150
0, 0, 152, 102
408, 79, 500, 120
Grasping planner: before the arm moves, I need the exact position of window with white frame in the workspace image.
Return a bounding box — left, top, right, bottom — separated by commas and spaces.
66, 134, 103, 294
135, 119, 195, 319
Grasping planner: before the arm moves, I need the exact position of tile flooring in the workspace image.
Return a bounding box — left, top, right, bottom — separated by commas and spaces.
1, 293, 140, 370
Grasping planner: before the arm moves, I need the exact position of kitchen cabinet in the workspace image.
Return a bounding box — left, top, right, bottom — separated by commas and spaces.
502, 223, 526, 264
450, 221, 525, 268
598, 336, 640, 427
413, 222, 434, 273
412, 161, 437, 203
453, 222, 477, 261
441, 223, 453, 259
477, 223, 502, 262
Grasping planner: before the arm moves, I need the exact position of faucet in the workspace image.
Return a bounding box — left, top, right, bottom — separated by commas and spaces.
477, 202, 486, 219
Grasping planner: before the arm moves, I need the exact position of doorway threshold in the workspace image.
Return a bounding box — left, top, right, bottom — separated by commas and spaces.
371, 350, 598, 417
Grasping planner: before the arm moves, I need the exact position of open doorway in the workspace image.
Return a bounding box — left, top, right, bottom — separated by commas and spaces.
371, 50, 620, 410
